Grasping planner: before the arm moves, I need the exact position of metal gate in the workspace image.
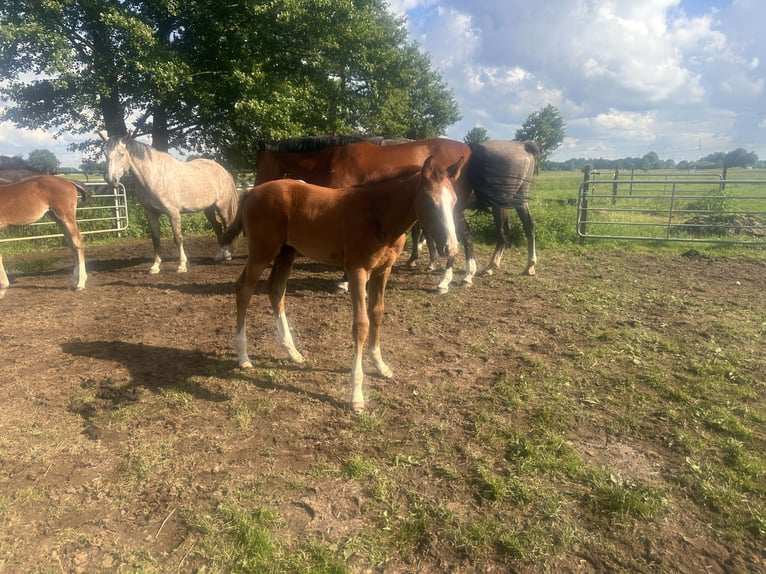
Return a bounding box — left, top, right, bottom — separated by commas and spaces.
0, 179, 129, 244
577, 173, 766, 244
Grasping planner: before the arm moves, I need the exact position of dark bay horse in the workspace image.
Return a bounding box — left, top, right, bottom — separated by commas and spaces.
0, 176, 89, 296
101, 132, 239, 274
223, 156, 463, 412
256, 136, 538, 293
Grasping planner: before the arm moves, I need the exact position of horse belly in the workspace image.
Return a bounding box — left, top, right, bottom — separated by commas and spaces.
0, 202, 49, 227
287, 228, 346, 266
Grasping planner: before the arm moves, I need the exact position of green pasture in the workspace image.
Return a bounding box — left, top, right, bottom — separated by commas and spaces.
3, 168, 765, 257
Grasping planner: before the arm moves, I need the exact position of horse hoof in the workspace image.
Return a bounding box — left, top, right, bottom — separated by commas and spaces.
335, 282, 349, 294
177, 267, 188, 273
523, 266, 536, 276
149, 268, 160, 275
239, 360, 253, 369
436, 286, 449, 295
351, 402, 365, 414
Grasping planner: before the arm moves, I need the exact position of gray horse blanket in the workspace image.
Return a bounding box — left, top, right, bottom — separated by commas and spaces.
468, 140, 539, 209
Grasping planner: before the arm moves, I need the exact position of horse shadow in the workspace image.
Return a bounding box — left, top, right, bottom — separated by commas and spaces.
60, 340, 348, 425
61, 340, 228, 400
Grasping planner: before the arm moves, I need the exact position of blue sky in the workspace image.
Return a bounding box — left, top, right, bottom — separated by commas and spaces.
391, 0, 764, 162
1, 0, 763, 166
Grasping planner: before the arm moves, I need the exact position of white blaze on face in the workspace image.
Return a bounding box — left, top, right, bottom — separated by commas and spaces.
438, 183, 458, 256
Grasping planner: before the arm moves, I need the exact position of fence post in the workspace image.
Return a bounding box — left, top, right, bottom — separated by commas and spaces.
579, 167, 591, 242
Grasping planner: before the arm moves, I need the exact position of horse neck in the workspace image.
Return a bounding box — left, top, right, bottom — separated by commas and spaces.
364, 175, 420, 237
126, 141, 171, 189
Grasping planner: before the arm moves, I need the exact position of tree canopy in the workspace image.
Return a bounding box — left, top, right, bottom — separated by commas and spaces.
463, 126, 489, 145
514, 104, 565, 166
0, 0, 461, 167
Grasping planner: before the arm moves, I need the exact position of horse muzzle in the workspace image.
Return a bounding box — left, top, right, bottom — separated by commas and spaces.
439, 238, 458, 258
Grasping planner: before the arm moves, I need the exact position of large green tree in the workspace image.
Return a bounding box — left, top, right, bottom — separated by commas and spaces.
514, 104, 566, 166
0, 0, 460, 166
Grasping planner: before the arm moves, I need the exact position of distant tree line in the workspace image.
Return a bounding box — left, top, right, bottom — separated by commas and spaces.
547, 148, 762, 173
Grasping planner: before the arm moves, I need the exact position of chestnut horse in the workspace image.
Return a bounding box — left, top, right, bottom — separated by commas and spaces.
101, 132, 239, 274
257, 136, 476, 293
223, 156, 463, 412
257, 136, 538, 293
0, 176, 89, 296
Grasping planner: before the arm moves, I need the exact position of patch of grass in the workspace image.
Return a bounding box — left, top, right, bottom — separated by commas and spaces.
584, 468, 668, 518
195, 500, 347, 574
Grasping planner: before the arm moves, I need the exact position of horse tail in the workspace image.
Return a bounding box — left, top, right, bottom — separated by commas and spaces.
221, 192, 248, 245
523, 141, 541, 157
71, 180, 92, 206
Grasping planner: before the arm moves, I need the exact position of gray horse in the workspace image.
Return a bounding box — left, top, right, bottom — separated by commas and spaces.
101, 132, 238, 273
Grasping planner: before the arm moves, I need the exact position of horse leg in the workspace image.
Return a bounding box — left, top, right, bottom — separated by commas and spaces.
267, 246, 304, 363
144, 209, 164, 274
347, 266, 370, 413
458, 212, 477, 285
234, 257, 270, 368
205, 206, 232, 262
426, 232, 438, 271
517, 202, 537, 276
367, 266, 394, 380
0, 253, 8, 297
482, 207, 511, 276
167, 210, 188, 273
55, 214, 87, 291
405, 224, 422, 268
436, 212, 475, 294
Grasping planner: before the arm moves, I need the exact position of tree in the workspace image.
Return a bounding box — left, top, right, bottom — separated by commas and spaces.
0, 0, 460, 167
722, 148, 758, 180
463, 126, 489, 145
514, 104, 565, 166
26, 149, 60, 173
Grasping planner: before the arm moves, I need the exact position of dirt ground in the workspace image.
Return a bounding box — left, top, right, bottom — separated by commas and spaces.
0, 235, 764, 573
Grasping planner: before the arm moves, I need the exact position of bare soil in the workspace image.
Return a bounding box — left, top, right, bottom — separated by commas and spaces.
1, 236, 764, 573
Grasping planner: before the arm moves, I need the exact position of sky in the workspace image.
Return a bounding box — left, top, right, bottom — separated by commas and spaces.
0, 0, 764, 167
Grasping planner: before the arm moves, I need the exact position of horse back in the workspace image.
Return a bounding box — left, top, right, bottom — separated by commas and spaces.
0, 175, 79, 228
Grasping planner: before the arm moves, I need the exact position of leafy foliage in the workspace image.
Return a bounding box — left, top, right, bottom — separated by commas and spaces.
463, 126, 489, 145
0, 0, 460, 167
514, 104, 565, 166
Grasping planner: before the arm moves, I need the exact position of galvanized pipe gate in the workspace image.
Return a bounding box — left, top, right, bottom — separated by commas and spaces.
577, 171, 766, 244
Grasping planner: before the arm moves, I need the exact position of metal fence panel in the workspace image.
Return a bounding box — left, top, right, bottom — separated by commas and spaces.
577, 177, 766, 244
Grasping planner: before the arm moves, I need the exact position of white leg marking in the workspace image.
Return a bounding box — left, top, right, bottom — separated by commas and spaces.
349, 354, 365, 413
150, 256, 162, 274
235, 326, 252, 368
177, 245, 188, 273
215, 246, 232, 261
437, 267, 453, 294
463, 258, 477, 286
276, 312, 304, 363
369, 346, 393, 379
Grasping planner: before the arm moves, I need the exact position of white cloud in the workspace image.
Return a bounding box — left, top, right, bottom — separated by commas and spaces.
409, 0, 766, 160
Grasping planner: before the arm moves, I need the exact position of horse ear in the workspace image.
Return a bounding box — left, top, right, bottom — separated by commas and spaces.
447, 156, 465, 181
421, 155, 436, 177
98, 130, 109, 142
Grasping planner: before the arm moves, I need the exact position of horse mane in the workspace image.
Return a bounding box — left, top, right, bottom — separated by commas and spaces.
265, 134, 412, 153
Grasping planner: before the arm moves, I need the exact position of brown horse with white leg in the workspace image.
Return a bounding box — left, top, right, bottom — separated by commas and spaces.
0, 175, 89, 297
257, 136, 539, 293
223, 156, 463, 412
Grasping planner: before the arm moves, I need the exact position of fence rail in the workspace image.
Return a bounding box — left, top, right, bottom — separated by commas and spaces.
577, 178, 766, 244
0, 179, 129, 244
